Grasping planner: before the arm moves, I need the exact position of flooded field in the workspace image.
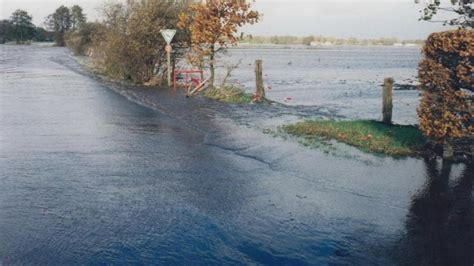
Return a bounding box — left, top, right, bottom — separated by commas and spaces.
0, 45, 472, 265
218, 46, 421, 125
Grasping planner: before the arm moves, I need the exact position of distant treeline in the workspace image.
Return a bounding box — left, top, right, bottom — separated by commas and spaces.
0, 5, 87, 45
0, 10, 54, 44
241, 35, 425, 46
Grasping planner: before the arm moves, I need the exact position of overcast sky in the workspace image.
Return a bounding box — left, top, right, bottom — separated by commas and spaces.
0, 0, 450, 39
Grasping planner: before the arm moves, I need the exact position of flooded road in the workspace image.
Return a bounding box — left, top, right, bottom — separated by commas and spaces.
1, 44, 472, 265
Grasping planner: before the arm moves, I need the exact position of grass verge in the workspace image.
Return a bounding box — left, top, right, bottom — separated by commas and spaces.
282, 120, 427, 156
203, 85, 254, 104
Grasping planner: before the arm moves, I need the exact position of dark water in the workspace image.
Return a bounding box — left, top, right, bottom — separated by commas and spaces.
219, 47, 421, 125
0, 44, 472, 265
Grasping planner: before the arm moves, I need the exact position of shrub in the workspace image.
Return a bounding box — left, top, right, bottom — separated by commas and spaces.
417, 29, 473, 144
66, 22, 103, 55
93, 0, 190, 84
203, 85, 253, 104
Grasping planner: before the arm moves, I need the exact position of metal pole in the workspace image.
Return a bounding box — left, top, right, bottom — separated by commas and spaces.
167, 49, 172, 87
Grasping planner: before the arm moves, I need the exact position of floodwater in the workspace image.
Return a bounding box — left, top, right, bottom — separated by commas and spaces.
0, 44, 472, 265
220, 46, 421, 125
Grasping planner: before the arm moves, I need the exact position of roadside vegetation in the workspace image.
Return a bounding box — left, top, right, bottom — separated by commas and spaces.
417, 29, 473, 158
203, 85, 254, 104
178, 0, 260, 87
65, 22, 103, 56
89, 1, 190, 84
282, 120, 427, 156
58, 0, 260, 88
415, 0, 473, 159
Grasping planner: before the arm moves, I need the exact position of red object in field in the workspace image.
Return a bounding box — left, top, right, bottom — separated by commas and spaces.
173, 70, 204, 89
190, 77, 200, 86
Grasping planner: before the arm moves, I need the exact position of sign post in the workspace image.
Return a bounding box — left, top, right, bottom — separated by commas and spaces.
160, 29, 177, 87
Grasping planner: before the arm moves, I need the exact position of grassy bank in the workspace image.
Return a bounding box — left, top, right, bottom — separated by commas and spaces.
203, 85, 254, 104
282, 120, 427, 156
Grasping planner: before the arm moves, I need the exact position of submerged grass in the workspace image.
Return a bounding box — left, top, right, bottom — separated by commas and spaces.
282, 120, 427, 156
203, 85, 254, 104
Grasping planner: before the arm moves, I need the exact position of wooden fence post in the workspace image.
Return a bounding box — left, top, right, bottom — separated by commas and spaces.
255, 59, 265, 99
382, 77, 394, 124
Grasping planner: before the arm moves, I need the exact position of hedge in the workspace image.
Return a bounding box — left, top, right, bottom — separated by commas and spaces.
418, 29, 473, 141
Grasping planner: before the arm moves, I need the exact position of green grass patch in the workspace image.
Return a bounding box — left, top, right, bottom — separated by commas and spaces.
282, 120, 427, 156
203, 85, 253, 104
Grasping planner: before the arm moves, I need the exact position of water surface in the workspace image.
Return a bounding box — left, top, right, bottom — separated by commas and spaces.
0, 44, 472, 265
219, 46, 421, 125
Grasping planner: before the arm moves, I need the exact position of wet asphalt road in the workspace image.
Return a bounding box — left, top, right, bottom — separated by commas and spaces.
0, 44, 472, 265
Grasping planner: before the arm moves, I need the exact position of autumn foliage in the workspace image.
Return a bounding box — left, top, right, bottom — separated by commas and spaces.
417, 29, 473, 142
178, 0, 260, 86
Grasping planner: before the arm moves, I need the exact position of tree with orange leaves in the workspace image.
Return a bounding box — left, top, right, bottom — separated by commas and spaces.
178, 0, 260, 87
417, 29, 473, 156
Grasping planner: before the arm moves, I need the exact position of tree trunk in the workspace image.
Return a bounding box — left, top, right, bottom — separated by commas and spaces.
443, 140, 454, 159
16, 26, 20, 44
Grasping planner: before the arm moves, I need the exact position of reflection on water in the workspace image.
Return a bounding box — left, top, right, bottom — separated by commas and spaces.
402, 158, 473, 265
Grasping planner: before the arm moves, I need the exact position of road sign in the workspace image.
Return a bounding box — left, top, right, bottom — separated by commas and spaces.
160, 29, 176, 44
160, 30, 176, 87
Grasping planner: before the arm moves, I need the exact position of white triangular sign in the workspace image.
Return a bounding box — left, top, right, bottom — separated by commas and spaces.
160, 29, 176, 44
